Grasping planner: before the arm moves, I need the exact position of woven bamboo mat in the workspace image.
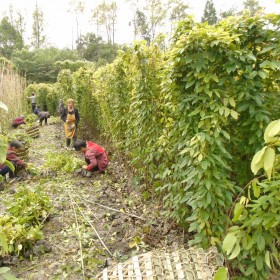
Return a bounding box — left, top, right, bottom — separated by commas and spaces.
96, 247, 224, 280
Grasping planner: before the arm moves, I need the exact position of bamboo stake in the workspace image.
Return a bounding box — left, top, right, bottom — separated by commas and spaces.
68, 188, 113, 258
80, 197, 147, 221
68, 192, 86, 280
71, 191, 99, 221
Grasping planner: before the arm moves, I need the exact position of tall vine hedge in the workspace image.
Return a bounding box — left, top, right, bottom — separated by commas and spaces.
83, 14, 279, 250
34, 13, 279, 279
156, 14, 280, 248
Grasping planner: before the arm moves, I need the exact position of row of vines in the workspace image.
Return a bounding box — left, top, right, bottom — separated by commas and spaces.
27, 13, 280, 279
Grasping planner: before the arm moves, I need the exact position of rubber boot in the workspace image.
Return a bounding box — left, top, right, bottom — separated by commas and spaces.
66, 138, 71, 147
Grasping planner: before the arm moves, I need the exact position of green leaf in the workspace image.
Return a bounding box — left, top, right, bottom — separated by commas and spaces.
260, 60, 280, 70
256, 255, 263, 270
0, 101, 8, 112
228, 243, 240, 260
224, 108, 230, 117
252, 181, 260, 198
0, 137, 7, 164
232, 203, 244, 222
4, 160, 15, 172
263, 147, 275, 180
244, 266, 254, 276
219, 107, 224, 116
0, 267, 10, 274
230, 110, 239, 120
251, 146, 267, 174
258, 70, 266, 79
228, 97, 236, 108
185, 80, 195, 89
222, 233, 236, 255
0, 232, 9, 253
265, 251, 271, 268
3, 272, 20, 280
257, 235, 265, 251
246, 53, 256, 62
214, 267, 228, 280
268, 121, 280, 138
264, 120, 280, 143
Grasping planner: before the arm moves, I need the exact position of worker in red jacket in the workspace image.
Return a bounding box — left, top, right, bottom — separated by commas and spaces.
12, 116, 26, 128
0, 140, 27, 178
74, 140, 108, 173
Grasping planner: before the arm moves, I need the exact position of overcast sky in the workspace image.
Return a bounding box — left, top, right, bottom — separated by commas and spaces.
0, 0, 279, 49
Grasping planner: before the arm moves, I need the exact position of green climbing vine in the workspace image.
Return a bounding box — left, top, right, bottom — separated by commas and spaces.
222, 119, 280, 279
21, 12, 280, 279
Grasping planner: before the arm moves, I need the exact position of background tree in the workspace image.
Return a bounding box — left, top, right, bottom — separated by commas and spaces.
130, 0, 188, 43
76, 32, 119, 64
0, 17, 24, 59
7, 4, 26, 42
68, 0, 85, 47
14, 11, 26, 40
167, 0, 189, 35
92, 1, 117, 44
11, 48, 81, 83
31, 2, 46, 49
219, 6, 238, 19
168, 0, 189, 23
243, 0, 264, 16
135, 10, 151, 43
144, 0, 167, 41
201, 0, 218, 25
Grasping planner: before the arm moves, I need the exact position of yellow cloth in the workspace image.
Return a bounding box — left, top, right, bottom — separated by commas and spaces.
64, 112, 76, 139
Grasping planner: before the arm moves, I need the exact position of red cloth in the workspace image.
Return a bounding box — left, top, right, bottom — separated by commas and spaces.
7, 147, 25, 166
12, 116, 26, 127
85, 141, 108, 172
0, 147, 25, 169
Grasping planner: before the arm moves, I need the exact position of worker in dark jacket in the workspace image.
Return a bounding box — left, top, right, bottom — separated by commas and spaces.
60, 99, 80, 148
38, 111, 50, 126
34, 105, 40, 115
0, 140, 27, 178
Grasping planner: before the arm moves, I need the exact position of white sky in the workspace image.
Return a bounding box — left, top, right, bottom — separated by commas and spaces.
0, 0, 279, 49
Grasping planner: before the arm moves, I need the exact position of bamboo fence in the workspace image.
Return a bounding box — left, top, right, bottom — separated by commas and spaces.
0, 58, 26, 132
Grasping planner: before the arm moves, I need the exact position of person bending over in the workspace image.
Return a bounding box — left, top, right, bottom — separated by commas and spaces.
12, 116, 26, 128
38, 111, 50, 126
74, 140, 108, 174
0, 140, 28, 178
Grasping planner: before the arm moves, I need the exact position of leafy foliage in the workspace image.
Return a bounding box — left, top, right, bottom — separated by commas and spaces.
0, 186, 52, 257
31, 2, 46, 49
201, 0, 218, 25
52, 13, 280, 278
0, 17, 24, 59
43, 152, 84, 173
12, 48, 81, 83
223, 120, 280, 279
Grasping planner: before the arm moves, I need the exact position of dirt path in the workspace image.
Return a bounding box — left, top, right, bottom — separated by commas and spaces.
0, 118, 185, 280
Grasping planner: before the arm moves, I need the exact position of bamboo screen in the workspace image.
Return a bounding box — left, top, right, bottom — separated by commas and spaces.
0, 58, 26, 132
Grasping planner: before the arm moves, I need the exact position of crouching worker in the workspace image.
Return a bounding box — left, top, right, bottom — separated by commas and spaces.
12, 116, 26, 128
38, 111, 50, 126
0, 140, 28, 179
74, 140, 109, 175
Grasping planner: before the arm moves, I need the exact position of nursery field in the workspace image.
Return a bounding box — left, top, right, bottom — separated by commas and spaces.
0, 118, 187, 279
